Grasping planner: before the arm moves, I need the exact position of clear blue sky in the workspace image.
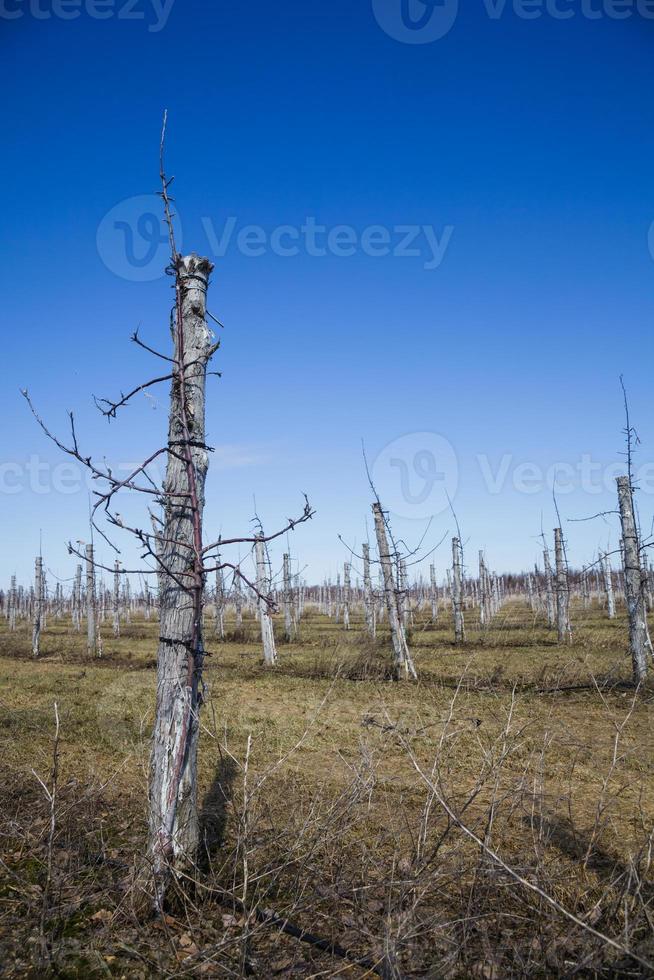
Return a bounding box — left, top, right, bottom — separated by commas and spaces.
1, 2, 654, 589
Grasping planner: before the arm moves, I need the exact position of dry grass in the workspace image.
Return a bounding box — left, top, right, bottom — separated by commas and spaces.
0, 600, 652, 977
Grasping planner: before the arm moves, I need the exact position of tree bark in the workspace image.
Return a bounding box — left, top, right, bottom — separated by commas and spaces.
283, 553, 294, 641
255, 535, 277, 665
543, 545, 555, 628
112, 561, 121, 638
452, 537, 465, 643
554, 528, 571, 644
601, 552, 615, 620
32, 557, 43, 658
86, 544, 97, 657
148, 254, 215, 904
616, 476, 649, 684
362, 543, 376, 638
372, 502, 417, 680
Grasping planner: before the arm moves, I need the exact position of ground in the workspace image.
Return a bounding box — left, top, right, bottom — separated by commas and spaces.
0, 601, 652, 977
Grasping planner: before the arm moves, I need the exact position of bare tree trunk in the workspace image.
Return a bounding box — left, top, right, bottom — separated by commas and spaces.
362, 543, 376, 638
233, 570, 243, 629
112, 561, 121, 638
148, 255, 215, 903
32, 557, 43, 658
73, 565, 82, 633
429, 563, 438, 623
616, 476, 649, 684
9, 576, 16, 632
601, 552, 615, 620
255, 535, 277, 665
372, 502, 417, 680
452, 537, 465, 643
554, 528, 571, 644
214, 557, 225, 640
343, 562, 351, 631
478, 551, 487, 629
543, 545, 555, 628
86, 544, 97, 657
283, 553, 294, 641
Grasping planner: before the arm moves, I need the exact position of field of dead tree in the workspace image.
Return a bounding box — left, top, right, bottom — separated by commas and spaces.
1, 600, 652, 978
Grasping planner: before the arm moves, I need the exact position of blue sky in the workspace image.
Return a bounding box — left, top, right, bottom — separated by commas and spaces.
1, 1, 654, 589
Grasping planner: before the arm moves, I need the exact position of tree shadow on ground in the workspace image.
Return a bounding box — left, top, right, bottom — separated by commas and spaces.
198, 754, 237, 872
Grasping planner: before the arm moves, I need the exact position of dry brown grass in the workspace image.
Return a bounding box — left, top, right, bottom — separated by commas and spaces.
0, 600, 652, 977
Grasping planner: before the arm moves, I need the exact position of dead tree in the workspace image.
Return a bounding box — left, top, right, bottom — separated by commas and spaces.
478, 551, 488, 629
255, 535, 277, 665
601, 551, 616, 620
362, 543, 376, 638
372, 502, 417, 680
616, 476, 649, 683
8, 576, 16, 632
112, 560, 121, 638
85, 544, 97, 657
452, 537, 465, 643
214, 556, 225, 640
282, 553, 294, 641
429, 563, 438, 623
233, 570, 243, 629
22, 133, 313, 908
343, 562, 351, 630
554, 528, 571, 643
32, 556, 43, 658
542, 542, 555, 628
72, 564, 82, 632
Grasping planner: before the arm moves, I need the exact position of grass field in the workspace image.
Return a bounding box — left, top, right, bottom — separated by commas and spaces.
0, 601, 652, 977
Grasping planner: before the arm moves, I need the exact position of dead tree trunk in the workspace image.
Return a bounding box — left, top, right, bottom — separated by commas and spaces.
85, 544, 97, 657
478, 551, 487, 629
255, 535, 277, 665
362, 543, 376, 638
283, 553, 294, 641
452, 537, 465, 643
372, 502, 417, 680
9, 576, 16, 632
73, 564, 82, 633
214, 557, 225, 640
343, 562, 351, 630
233, 570, 243, 629
601, 552, 616, 620
554, 528, 571, 644
32, 556, 43, 658
616, 476, 649, 684
429, 563, 438, 623
543, 544, 555, 629
112, 561, 121, 638
148, 255, 215, 902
